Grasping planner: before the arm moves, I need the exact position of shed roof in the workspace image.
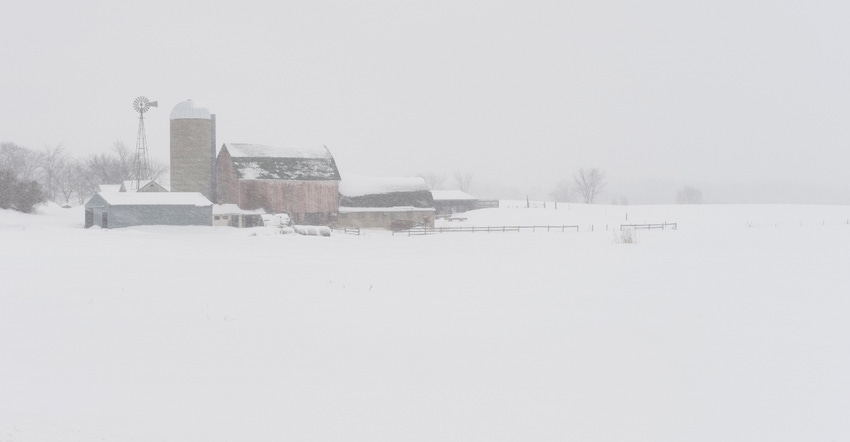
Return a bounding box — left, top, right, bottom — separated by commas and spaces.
93, 192, 212, 206
213, 204, 266, 215
339, 175, 429, 197
431, 190, 477, 201
221, 143, 340, 181
338, 206, 436, 213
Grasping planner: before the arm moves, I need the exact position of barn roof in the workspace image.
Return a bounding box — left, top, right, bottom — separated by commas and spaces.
92, 192, 212, 207
431, 190, 477, 201
221, 143, 341, 181
338, 175, 433, 208
339, 175, 429, 197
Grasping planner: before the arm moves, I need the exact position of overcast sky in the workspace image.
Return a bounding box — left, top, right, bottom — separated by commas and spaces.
3, 0, 849, 203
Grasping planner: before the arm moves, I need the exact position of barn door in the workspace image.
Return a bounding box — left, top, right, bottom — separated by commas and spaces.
102, 212, 108, 229
85, 208, 94, 228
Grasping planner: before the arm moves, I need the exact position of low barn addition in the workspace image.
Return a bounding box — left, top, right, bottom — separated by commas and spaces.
84, 192, 213, 229
337, 175, 436, 230
431, 190, 479, 216
213, 204, 265, 228
216, 143, 340, 225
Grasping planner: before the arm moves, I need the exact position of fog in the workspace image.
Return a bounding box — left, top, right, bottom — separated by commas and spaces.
3, 0, 849, 203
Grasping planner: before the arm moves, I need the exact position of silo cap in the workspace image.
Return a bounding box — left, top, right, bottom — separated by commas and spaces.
170, 99, 211, 120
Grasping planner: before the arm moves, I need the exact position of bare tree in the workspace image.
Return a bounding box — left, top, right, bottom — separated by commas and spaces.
550, 179, 572, 202
38, 144, 69, 202
0, 142, 47, 212
573, 168, 606, 204
72, 162, 93, 205
676, 185, 703, 204
418, 172, 447, 191
452, 170, 473, 192
112, 141, 134, 180
149, 158, 169, 182
0, 142, 41, 181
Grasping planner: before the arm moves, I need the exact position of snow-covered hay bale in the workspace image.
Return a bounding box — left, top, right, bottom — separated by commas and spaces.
294, 225, 331, 236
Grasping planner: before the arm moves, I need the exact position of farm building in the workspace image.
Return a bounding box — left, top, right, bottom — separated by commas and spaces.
120, 180, 168, 193
337, 175, 435, 229
170, 99, 216, 201
431, 190, 479, 216
84, 192, 213, 229
216, 143, 340, 225
98, 184, 122, 193
212, 204, 265, 228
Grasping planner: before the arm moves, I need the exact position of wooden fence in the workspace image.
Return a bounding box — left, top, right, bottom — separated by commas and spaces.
331, 226, 361, 236
396, 225, 581, 236
620, 222, 678, 230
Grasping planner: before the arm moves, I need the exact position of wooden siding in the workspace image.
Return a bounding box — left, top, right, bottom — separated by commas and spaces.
216, 146, 339, 224
238, 180, 339, 216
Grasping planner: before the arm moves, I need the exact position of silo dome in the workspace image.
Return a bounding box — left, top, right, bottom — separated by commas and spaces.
170, 99, 211, 120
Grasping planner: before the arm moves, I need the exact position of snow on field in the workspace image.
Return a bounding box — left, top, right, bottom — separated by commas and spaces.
2, 202, 850, 441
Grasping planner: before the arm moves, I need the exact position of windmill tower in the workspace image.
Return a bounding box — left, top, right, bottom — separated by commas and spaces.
132, 96, 157, 191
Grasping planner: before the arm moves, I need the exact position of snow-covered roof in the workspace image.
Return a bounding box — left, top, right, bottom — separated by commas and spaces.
339, 175, 429, 197
338, 206, 436, 213
431, 190, 477, 201
221, 143, 340, 181
170, 99, 211, 120
98, 184, 122, 193
119, 180, 169, 192
212, 204, 265, 215
224, 143, 331, 159
94, 192, 212, 207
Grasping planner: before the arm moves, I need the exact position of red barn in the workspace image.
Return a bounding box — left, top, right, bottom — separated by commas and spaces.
216, 143, 341, 225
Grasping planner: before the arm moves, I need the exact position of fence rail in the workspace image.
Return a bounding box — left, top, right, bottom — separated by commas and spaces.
396, 225, 581, 235
331, 226, 361, 235
620, 222, 677, 230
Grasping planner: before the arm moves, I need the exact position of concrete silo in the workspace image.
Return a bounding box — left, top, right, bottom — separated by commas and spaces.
170, 99, 216, 201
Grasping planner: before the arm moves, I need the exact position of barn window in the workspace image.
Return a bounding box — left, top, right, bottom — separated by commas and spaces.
214, 216, 220, 220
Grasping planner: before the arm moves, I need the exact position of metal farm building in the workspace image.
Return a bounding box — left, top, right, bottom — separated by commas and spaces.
216, 143, 340, 225
84, 192, 213, 229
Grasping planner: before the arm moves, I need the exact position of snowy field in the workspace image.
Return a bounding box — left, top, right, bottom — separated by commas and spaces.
2, 202, 850, 441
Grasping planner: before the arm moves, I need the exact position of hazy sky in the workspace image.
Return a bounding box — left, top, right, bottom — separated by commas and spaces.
3, 1, 849, 203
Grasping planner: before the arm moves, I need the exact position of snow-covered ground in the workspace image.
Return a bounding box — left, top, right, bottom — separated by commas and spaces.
2, 202, 850, 441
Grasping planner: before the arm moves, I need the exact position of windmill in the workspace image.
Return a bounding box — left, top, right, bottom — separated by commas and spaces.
132, 96, 157, 191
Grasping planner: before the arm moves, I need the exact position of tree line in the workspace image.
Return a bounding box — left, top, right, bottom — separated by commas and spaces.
0, 141, 168, 212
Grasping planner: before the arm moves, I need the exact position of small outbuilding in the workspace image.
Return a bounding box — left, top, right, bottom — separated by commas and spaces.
212, 204, 265, 228
85, 192, 213, 229
431, 190, 479, 216
337, 175, 435, 229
